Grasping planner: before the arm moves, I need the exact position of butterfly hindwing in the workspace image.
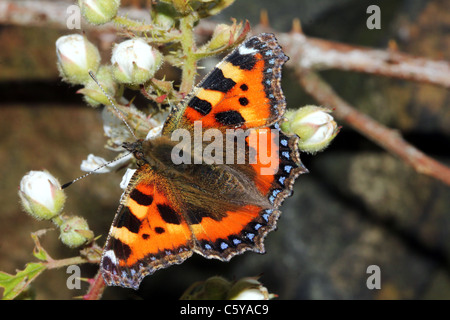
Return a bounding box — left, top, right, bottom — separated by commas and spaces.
247, 124, 307, 206
192, 123, 307, 261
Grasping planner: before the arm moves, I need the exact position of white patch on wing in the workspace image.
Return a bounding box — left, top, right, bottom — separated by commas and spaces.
103, 250, 119, 265
238, 45, 258, 55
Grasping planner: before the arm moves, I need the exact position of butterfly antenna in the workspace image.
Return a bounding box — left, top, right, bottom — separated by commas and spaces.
61, 152, 132, 189
88, 71, 138, 140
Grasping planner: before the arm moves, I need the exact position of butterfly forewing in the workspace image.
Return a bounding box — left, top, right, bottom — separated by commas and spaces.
162, 33, 289, 134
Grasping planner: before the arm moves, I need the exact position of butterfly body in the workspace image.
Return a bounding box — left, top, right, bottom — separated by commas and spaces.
101, 33, 307, 289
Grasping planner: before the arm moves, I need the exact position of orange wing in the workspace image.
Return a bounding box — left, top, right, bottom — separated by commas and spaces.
162, 33, 289, 134
101, 165, 194, 289
190, 123, 307, 261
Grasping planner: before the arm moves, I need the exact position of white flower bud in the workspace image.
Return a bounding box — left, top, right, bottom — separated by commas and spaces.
232, 288, 267, 300
282, 105, 339, 153
79, 0, 120, 25
228, 277, 274, 300
111, 38, 162, 84
56, 34, 101, 85
18, 171, 66, 220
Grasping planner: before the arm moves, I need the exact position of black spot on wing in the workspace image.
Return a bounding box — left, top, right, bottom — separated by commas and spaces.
157, 204, 181, 225
188, 96, 212, 116
226, 50, 257, 70
101, 255, 114, 270
215, 110, 245, 126
113, 240, 132, 261
201, 68, 236, 93
116, 206, 141, 234
185, 207, 215, 224
130, 188, 153, 206
154, 227, 165, 234
245, 37, 261, 48
238, 97, 249, 106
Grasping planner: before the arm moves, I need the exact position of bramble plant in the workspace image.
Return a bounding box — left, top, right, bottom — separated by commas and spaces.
2, 0, 337, 300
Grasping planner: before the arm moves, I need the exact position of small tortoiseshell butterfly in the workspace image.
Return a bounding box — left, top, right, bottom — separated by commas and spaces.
100, 33, 307, 289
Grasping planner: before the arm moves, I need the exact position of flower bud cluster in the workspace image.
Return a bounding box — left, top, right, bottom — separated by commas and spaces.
18, 171, 93, 248
56, 33, 163, 107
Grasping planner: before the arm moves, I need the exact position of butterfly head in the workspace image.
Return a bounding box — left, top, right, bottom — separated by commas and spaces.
122, 139, 147, 165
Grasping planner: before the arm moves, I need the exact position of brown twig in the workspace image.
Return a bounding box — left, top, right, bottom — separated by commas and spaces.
275, 32, 450, 89
0, 0, 149, 30
0, 0, 71, 27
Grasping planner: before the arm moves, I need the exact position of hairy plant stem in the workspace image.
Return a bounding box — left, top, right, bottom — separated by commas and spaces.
179, 13, 199, 95
113, 16, 181, 42
45, 256, 88, 269
113, 15, 144, 29
51, 215, 65, 227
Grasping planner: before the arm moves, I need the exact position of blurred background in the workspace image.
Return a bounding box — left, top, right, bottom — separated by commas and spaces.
0, 0, 449, 299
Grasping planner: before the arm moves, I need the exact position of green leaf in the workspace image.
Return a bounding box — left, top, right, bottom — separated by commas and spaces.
0, 263, 47, 300
31, 229, 52, 261
32, 248, 48, 261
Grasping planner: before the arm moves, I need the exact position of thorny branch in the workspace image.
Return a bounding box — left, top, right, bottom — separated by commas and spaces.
276, 30, 450, 89
83, 270, 106, 300
1, 0, 450, 186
